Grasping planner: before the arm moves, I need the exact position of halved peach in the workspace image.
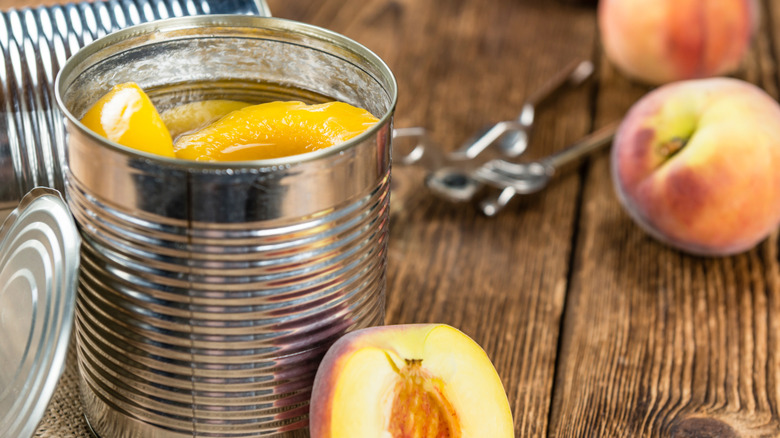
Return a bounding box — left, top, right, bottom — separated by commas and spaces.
310, 324, 514, 438
172, 101, 378, 161
81, 82, 175, 158
160, 99, 251, 139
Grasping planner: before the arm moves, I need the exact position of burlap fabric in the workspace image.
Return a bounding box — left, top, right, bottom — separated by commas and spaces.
34, 338, 91, 437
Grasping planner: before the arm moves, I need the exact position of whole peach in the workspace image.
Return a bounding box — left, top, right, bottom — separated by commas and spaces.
611, 78, 780, 256
599, 0, 759, 85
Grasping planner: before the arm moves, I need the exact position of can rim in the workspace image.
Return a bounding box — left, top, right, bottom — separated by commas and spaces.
54, 15, 398, 170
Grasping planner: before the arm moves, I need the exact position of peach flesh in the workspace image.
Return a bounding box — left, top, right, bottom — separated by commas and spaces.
80, 82, 175, 158
309, 324, 514, 438
389, 359, 461, 438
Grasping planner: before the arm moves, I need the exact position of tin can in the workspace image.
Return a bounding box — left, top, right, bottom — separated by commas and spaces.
55, 15, 396, 437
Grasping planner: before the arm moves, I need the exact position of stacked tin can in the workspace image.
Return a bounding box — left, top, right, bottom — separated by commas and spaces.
55, 15, 396, 438
0, 0, 270, 221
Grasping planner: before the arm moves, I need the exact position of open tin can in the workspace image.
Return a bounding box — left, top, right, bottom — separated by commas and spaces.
54, 15, 396, 437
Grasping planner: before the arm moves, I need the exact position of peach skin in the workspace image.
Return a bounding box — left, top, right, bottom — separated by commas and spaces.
599, 0, 758, 85
611, 78, 780, 256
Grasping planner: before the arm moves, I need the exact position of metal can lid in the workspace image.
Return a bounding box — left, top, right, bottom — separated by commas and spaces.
0, 188, 80, 438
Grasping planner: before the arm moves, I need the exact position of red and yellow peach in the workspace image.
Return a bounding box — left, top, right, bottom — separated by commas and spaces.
611, 78, 780, 255
599, 0, 759, 85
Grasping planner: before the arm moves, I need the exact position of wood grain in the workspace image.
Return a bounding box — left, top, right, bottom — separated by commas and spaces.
548, 2, 780, 437
268, 2, 599, 436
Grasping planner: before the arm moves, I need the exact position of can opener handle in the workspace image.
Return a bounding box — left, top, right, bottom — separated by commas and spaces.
392, 59, 618, 216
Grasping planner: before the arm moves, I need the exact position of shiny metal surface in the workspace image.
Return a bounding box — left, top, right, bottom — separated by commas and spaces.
473, 122, 618, 215
0, 188, 80, 438
392, 59, 600, 215
0, 0, 271, 220
57, 16, 396, 437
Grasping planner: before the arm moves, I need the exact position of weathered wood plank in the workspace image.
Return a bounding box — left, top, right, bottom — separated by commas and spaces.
548, 3, 780, 436
271, 1, 599, 436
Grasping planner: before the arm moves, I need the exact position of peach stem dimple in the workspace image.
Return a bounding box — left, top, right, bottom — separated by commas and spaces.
657, 136, 688, 159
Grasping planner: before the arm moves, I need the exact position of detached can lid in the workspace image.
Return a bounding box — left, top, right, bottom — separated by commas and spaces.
0, 188, 81, 438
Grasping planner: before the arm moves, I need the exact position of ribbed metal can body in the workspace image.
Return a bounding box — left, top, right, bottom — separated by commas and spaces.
56, 16, 396, 437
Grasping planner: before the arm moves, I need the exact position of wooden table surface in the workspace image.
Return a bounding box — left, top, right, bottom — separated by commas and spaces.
13, 0, 780, 436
